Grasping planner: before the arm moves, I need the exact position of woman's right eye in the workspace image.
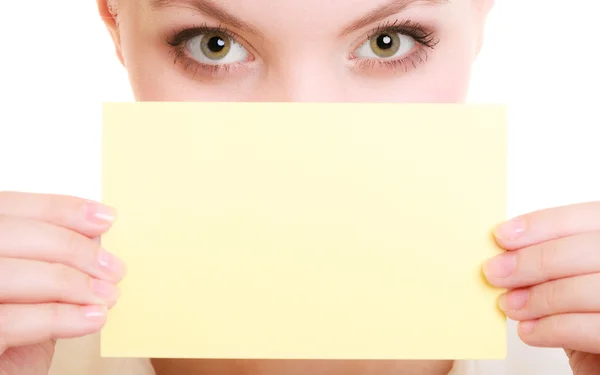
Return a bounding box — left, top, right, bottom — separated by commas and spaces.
184, 32, 250, 65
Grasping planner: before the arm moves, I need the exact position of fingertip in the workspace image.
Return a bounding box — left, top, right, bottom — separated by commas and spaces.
97, 248, 127, 282
77, 201, 117, 238
106, 287, 121, 309
493, 217, 526, 249
70, 305, 108, 334
83, 201, 117, 227
482, 253, 516, 286
518, 320, 537, 336
81, 305, 108, 322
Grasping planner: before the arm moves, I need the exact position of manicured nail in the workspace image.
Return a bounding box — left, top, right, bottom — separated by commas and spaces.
85, 202, 117, 225
90, 279, 119, 302
494, 217, 525, 241
82, 305, 108, 321
98, 248, 126, 280
518, 320, 537, 335
483, 253, 516, 279
499, 289, 529, 311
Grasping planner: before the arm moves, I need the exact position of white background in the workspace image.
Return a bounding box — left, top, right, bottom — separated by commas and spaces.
0, 1, 599, 374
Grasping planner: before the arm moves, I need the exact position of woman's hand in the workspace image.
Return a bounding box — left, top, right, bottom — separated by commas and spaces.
0, 192, 125, 375
484, 202, 600, 375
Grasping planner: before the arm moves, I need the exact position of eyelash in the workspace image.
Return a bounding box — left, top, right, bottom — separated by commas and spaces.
166, 24, 247, 78
353, 48, 430, 73
165, 20, 439, 78
351, 19, 439, 73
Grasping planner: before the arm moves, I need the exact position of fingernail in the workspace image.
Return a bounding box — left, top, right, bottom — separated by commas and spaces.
519, 320, 537, 335
494, 217, 526, 241
85, 202, 117, 225
82, 305, 108, 321
98, 248, 126, 280
499, 289, 529, 311
90, 279, 119, 302
484, 253, 516, 279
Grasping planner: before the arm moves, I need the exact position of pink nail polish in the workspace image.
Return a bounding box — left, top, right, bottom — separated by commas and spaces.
519, 320, 537, 335
494, 217, 526, 241
85, 202, 117, 225
484, 253, 516, 279
499, 289, 529, 311
98, 248, 126, 279
82, 305, 107, 321
90, 279, 119, 301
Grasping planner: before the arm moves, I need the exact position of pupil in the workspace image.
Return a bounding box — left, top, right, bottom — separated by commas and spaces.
207, 36, 226, 52
376, 34, 393, 50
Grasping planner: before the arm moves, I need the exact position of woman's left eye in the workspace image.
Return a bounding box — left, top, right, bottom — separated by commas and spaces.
184, 31, 249, 65
354, 31, 415, 60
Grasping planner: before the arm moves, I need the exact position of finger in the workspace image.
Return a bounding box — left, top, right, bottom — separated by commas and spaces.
500, 273, 600, 321
484, 231, 600, 288
0, 191, 116, 238
0, 216, 126, 283
518, 313, 600, 353
0, 304, 107, 354
0, 259, 120, 307
493, 201, 600, 251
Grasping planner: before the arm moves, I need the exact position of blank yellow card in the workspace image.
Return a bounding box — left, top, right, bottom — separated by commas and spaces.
101, 103, 507, 359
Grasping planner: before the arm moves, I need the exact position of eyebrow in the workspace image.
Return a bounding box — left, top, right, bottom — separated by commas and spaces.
149, 0, 261, 35
340, 0, 448, 36
150, 0, 447, 37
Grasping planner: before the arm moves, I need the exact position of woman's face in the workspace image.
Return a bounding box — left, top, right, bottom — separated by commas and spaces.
100, 0, 492, 103
99, 2, 492, 373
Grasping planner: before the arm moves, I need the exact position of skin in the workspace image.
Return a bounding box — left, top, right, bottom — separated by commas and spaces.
99, 0, 490, 103
1, 1, 599, 375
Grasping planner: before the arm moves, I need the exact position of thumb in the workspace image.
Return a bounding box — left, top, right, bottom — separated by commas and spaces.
566, 349, 600, 375
0, 342, 56, 375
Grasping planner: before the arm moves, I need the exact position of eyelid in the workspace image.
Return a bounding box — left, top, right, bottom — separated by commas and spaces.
166, 24, 259, 79
349, 19, 439, 55
166, 23, 259, 59
347, 20, 438, 75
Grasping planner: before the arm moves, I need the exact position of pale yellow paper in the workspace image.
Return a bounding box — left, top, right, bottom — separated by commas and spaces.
101, 103, 507, 360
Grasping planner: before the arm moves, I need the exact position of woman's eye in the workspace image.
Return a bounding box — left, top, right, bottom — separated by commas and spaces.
354, 31, 415, 60
184, 31, 249, 65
